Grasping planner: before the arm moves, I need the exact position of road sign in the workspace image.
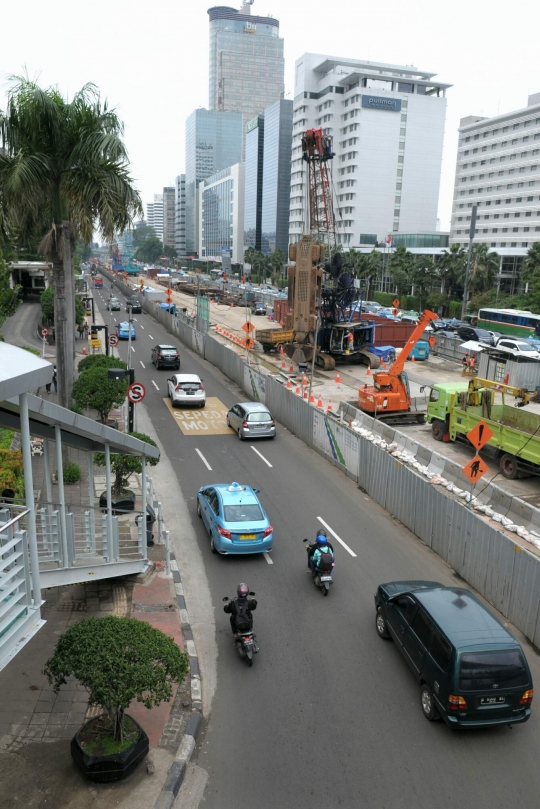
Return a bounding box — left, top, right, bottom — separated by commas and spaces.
244, 337, 255, 350
109, 334, 119, 347
242, 321, 255, 334
391, 308, 399, 316
392, 299, 400, 308
41, 327, 49, 337
127, 382, 146, 404
166, 287, 173, 303
462, 454, 489, 484
467, 420, 494, 451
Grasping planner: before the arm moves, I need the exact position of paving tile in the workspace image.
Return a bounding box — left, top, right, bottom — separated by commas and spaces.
30, 714, 50, 725
51, 703, 71, 714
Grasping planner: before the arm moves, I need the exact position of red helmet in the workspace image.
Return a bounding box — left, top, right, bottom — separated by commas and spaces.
237, 583, 249, 599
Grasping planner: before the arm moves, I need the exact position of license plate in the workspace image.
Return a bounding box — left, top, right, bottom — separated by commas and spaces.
320, 575, 332, 581
239, 534, 256, 540
479, 696, 506, 705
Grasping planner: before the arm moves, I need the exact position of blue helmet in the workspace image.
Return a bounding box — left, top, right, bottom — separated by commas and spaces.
316, 530, 328, 546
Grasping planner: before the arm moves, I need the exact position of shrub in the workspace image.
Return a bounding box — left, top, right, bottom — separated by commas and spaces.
0, 429, 14, 450
44, 616, 189, 743
78, 354, 128, 374
94, 431, 159, 497
72, 366, 128, 424
62, 462, 81, 484
0, 449, 23, 492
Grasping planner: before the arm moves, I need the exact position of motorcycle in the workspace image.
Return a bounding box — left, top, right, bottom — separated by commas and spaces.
223, 594, 259, 666
303, 539, 335, 596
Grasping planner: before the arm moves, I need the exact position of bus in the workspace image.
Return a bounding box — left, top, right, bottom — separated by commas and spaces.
476, 308, 540, 338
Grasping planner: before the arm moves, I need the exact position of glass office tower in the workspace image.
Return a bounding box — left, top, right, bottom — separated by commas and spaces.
261, 99, 293, 255
208, 5, 284, 131
244, 116, 264, 252
185, 108, 243, 256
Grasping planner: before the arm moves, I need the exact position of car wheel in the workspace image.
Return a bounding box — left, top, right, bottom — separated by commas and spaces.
200, 402, 205, 408
431, 420, 447, 442
375, 607, 391, 639
210, 534, 217, 554
500, 453, 519, 480
420, 684, 440, 721
197, 500, 202, 518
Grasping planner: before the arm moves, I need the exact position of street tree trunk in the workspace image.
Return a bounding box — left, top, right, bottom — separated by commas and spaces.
52, 222, 75, 409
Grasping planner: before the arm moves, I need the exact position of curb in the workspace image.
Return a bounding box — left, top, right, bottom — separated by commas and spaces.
154, 547, 203, 809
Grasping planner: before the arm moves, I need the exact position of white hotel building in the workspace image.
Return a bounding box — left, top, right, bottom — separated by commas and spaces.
289, 54, 451, 247
450, 93, 540, 295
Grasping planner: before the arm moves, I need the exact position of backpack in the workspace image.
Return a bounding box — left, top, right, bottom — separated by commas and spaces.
234, 599, 252, 633
318, 550, 333, 572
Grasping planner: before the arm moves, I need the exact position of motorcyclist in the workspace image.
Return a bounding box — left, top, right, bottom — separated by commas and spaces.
306, 530, 335, 575
223, 583, 257, 637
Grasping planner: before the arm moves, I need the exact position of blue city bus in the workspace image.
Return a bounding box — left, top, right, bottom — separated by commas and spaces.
476, 308, 540, 338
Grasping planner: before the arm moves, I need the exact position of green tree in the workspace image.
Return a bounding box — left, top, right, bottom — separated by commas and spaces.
94, 431, 159, 497
72, 366, 128, 424
0, 248, 21, 324
78, 354, 128, 374
162, 244, 177, 260
468, 243, 500, 295
40, 286, 55, 321
268, 249, 285, 282
436, 244, 467, 316
413, 255, 437, 310
132, 223, 156, 247
388, 246, 416, 299
134, 235, 163, 264
44, 615, 189, 743
0, 77, 142, 409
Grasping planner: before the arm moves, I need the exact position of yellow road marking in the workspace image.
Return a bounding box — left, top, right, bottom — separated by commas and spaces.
163, 396, 234, 435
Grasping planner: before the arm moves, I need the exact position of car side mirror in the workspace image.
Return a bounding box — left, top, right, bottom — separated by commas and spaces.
222, 596, 229, 602
253, 488, 260, 494
249, 591, 255, 596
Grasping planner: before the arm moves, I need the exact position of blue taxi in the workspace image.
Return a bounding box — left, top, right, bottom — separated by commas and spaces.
196, 482, 273, 555
116, 321, 136, 340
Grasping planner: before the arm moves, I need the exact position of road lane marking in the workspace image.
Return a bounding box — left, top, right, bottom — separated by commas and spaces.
140, 325, 145, 329
264, 553, 273, 565
149, 334, 154, 339
163, 397, 234, 436
140, 361, 145, 368
195, 448, 212, 471
250, 446, 273, 467
316, 516, 357, 558
130, 346, 135, 352
152, 380, 159, 391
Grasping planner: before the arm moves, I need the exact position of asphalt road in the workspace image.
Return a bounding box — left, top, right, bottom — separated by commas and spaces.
93, 281, 540, 809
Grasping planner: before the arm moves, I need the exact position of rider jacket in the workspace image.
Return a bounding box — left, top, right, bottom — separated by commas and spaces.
308, 542, 335, 569
224, 596, 258, 629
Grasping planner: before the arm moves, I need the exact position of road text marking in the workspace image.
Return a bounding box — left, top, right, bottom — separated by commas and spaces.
250, 446, 273, 467
152, 380, 159, 391
195, 448, 212, 471
163, 397, 234, 436
264, 553, 273, 565
316, 516, 357, 558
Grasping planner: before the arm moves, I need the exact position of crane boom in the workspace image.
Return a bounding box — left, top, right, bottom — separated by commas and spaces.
386, 310, 438, 376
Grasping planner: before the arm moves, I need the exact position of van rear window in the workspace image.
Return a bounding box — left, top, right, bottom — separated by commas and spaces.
459, 650, 528, 691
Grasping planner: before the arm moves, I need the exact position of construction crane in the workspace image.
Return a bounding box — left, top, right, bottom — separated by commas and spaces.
358, 309, 438, 422
466, 377, 531, 407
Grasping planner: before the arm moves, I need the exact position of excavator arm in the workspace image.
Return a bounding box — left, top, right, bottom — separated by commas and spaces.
386, 310, 438, 376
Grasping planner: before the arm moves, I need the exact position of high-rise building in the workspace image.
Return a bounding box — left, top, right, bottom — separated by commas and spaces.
449, 93, 540, 295
185, 108, 243, 255
289, 54, 451, 246
208, 3, 284, 136
162, 186, 176, 249
175, 175, 186, 256
244, 99, 293, 256
244, 115, 264, 252
199, 163, 245, 264
146, 194, 164, 241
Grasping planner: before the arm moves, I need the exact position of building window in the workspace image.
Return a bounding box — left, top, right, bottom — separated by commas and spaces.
501, 242, 507, 246
522, 243, 529, 247
526, 211, 532, 216
492, 228, 498, 233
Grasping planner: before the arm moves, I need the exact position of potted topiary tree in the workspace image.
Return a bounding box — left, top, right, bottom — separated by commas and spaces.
44, 615, 189, 782
95, 431, 159, 513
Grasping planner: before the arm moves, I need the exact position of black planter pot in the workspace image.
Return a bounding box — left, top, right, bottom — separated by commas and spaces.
99, 490, 136, 515
71, 714, 149, 783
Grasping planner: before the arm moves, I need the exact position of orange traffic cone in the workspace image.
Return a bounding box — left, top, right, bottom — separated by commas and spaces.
279, 344, 284, 355
289, 364, 294, 373
366, 365, 371, 376
317, 395, 323, 409
302, 374, 308, 386
303, 389, 308, 399
295, 384, 301, 395
82, 346, 87, 356
309, 392, 315, 404
335, 371, 341, 384
327, 399, 333, 412
281, 357, 286, 369
286, 378, 292, 389
411, 355, 416, 362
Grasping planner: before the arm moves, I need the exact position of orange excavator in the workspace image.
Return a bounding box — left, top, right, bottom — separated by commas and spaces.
358, 310, 438, 423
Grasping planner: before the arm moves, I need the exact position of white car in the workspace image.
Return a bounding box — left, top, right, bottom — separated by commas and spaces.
167, 374, 206, 408
495, 338, 540, 359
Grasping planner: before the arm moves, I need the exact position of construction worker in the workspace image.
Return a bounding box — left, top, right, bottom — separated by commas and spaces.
461, 352, 469, 376
469, 355, 476, 375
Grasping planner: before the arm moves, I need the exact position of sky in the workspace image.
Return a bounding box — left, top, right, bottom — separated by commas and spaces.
2, 0, 539, 232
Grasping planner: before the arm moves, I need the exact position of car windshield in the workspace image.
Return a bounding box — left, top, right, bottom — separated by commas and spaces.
516, 342, 535, 351
459, 650, 528, 691
179, 382, 201, 391
223, 504, 264, 522
160, 349, 177, 355
247, 412, 272, 422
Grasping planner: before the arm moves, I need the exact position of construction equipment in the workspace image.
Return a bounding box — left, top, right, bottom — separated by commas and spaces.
465, 377, 531, 407
358, 309, 438, 423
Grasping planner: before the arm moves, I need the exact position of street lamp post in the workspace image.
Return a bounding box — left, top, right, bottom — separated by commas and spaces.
461, 204, 478, 320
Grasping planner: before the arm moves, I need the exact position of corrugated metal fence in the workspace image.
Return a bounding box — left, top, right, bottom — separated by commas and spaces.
99, 267, 540, 645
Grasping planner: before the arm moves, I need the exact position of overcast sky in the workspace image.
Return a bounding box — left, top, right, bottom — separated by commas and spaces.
2, 0, 539, 231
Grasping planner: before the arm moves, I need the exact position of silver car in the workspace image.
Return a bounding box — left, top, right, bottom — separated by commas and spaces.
226, 402, 276, 440
168, 374, 206, 408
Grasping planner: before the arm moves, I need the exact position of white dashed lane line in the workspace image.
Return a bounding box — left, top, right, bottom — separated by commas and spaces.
130, 346, 135, 352
316, 516, 357, 558
140, 361, 145, 369
195, 448, 212, 471
250, 446, 273, 468
264, 553, 273, 565
148, 334, 154, 340
152, 380, 159, 391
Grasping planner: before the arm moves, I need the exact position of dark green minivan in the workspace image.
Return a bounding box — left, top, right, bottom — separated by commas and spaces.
375, 581, 533, 728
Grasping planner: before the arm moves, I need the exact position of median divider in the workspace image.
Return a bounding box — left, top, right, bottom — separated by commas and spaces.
100, 267, 540, 648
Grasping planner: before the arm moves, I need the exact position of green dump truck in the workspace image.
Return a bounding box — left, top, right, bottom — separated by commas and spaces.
426, 380, 540, 479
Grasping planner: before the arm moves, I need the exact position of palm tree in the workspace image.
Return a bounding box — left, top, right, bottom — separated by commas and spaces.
0, 77, 142, 407
468, 243, 500, 296
412, 255, 437, 310
436, 244, 467, 316
523, 242, 540, 287
388, 246, 416, 299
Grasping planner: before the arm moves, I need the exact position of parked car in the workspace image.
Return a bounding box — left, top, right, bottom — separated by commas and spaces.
495, 337, 540, 358
251, 301, 267, 316
167, 373, 205, 407
152, 344, 180, 370
196, 481, 273, 555
456, 326, 495, 345
374, 580, 533, 728
363, 301, 382, 311
106, 297, 121, 311
127, 297, 142, 313
116, 321, 136, 340
226, 402, 276, 440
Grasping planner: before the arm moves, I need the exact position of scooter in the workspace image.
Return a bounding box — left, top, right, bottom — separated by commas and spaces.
303, 540, 335, 596
223, 594, 260, 666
